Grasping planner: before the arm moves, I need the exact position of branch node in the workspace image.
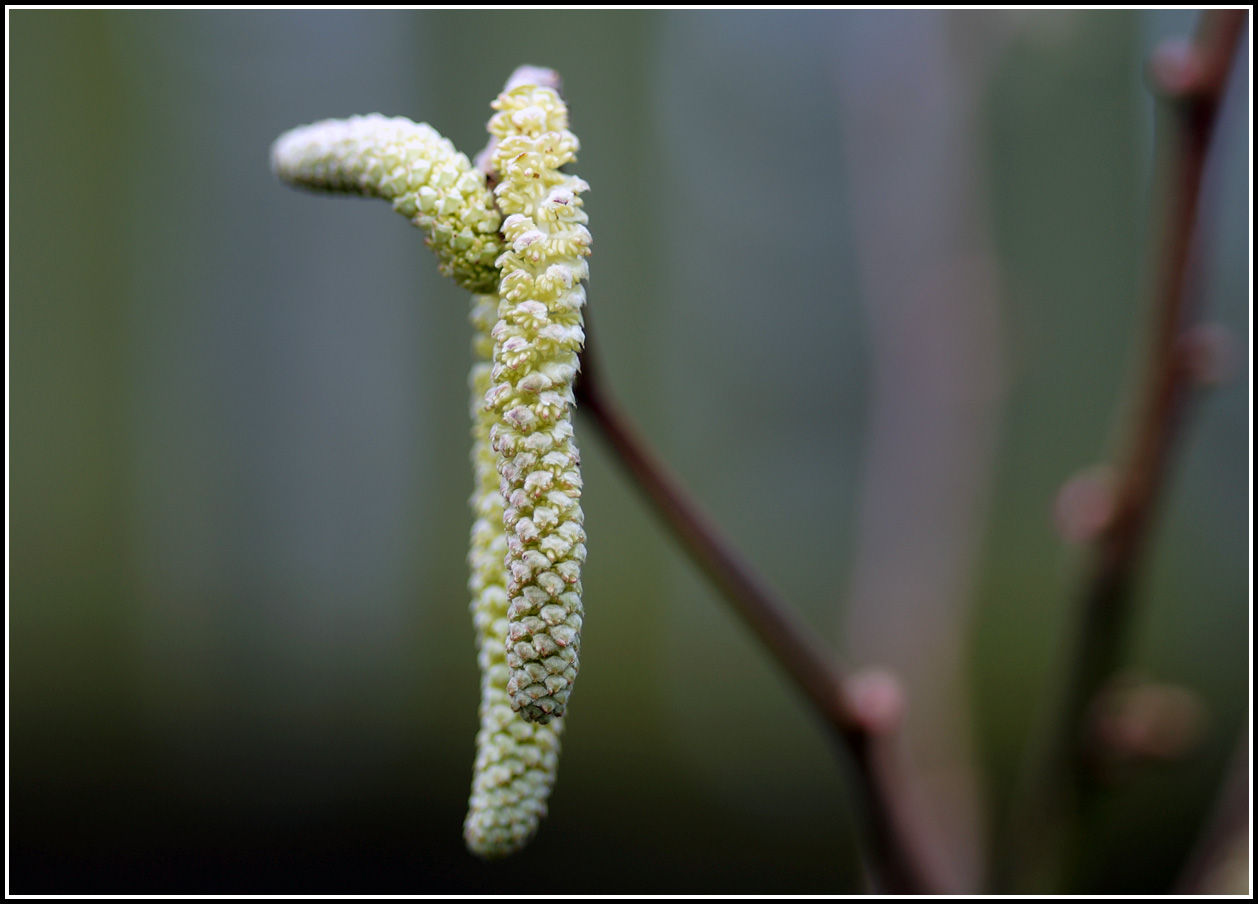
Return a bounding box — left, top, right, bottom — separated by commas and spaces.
1178, 322, 1237, 387
1053, 465, 1117, 546
846, 669, 906, 737
1148, 38, 1207, 99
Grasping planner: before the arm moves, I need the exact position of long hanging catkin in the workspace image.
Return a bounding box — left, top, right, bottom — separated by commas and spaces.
463, 292, 566, 857
484, 83, 591, 724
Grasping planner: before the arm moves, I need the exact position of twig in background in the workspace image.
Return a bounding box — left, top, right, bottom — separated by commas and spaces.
999, 8, 1248, 892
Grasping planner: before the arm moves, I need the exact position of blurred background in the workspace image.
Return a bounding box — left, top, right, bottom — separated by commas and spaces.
8, 9, 1249, 894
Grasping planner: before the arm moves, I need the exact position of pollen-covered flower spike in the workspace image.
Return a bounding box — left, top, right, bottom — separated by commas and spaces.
464, 291, 566, 858
271, 114, 502, 293
485, 81, 592, 724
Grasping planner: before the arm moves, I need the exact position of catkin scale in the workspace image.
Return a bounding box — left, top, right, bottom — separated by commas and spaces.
485, 85, 591, 723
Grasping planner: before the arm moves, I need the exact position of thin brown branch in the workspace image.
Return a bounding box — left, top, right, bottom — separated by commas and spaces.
574, 316, 940, 894
1000, 9, 1247, 892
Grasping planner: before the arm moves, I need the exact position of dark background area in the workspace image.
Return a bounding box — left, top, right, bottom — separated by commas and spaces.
8, 10, 1249, 894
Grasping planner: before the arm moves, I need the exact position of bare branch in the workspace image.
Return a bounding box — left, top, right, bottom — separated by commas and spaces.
999, 9, 1248, 892
574, 315, 941, 894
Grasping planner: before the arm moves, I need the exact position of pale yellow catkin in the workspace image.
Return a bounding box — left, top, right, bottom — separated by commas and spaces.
463, 292, 566, 858
270, 79, 586, 860
484, 83, 591, 724
271, 114, 502, 293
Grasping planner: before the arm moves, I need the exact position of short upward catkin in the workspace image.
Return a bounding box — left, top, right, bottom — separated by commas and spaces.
484, 85, 591, 723
271, 114, 502, 293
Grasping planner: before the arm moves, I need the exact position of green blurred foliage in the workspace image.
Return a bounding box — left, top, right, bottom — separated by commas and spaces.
8, 9, 1248, 893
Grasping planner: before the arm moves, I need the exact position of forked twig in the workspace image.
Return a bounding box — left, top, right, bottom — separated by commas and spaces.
574, 318, 940, 894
